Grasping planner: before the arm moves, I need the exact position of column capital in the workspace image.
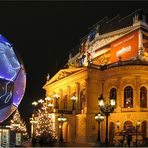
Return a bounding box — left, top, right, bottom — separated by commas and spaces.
75, 82, 80, 86
67, 85, 71, 89
59, 89, 63, 93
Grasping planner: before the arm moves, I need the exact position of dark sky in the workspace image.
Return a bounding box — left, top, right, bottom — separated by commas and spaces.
0, 1, 148, 128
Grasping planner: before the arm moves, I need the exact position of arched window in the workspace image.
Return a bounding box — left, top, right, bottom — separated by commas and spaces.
124, 86, 133, 108
140, 87, 147, 108
110, 88, 117, 104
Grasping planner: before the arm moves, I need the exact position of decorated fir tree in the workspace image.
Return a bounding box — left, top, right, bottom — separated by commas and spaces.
10, 109, 28, 139
35, 109, 56, 143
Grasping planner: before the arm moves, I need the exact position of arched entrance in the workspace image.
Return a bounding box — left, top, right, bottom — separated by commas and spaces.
142, 121, 147, 141
109, 122, 115, 143
124, 121, 133, 132
123, 121, 133, 145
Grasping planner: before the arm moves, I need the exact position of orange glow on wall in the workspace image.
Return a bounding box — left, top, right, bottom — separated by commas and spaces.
110, 31, 139, 63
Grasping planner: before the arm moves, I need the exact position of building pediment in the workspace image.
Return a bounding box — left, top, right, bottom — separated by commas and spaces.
45, 67, 84, 85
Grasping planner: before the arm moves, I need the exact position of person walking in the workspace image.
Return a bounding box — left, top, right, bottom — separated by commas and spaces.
32, 137, 36, 147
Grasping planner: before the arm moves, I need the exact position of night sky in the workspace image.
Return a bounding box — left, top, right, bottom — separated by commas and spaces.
0, 1, 148, 130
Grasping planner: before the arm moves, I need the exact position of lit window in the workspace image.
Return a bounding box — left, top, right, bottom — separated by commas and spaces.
110, 88, 117, 105
140, 87, 147, 108
124, 86, 133, 108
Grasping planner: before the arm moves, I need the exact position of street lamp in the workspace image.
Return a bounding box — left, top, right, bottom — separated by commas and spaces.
48, 103, 54, 107
38, 99, 44, 104
98, 94, 116, 145
32, 101, 38, 113
32, 101, 38, 106
95, 112, 104, 144
58, 114, 67, 143
30, 114, 38, 138
136, 120, 140, 147
71, 95, 77, 111
45, 97, 54, 111
45, 97, 51, 101
53, 94, 60, 109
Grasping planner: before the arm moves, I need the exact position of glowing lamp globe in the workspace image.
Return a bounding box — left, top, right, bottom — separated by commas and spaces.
0, 35, 26, 122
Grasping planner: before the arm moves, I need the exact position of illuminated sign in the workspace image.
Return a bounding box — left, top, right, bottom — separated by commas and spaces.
116, 46, 131, 57
110, 31, 139, 63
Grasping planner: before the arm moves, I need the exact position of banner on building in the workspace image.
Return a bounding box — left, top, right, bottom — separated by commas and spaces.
110, 31, 139, 63
142, 32, 148, 61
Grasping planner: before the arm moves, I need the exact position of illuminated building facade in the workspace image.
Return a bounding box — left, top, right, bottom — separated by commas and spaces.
43, 10, 148, 145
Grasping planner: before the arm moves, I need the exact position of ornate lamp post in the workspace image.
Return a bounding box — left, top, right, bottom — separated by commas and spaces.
32, 101, 38, 113
32, 101, 38, 106
95, 112, 104, 144
45, 97, 54, 112
38, 99, 44, 104
30, 114, 38, 138
53, 94, 60, 109
71, 95, 77, 111
45, 97, 51, 106
48, 103, 54, 108
135, 120, 140, 147
58, 114, 67, 143
98, 94, 116, 145
31, 101, 38, 138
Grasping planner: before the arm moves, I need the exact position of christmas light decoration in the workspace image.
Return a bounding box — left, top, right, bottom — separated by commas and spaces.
31, 97, 56, 143
10, 109, 28, 140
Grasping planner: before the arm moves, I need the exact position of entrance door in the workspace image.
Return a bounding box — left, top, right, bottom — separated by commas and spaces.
142, 121, 147, 140
109, 122, 115, 143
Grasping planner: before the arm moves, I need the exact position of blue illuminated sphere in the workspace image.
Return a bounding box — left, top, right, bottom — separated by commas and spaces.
0, 35, 26, 122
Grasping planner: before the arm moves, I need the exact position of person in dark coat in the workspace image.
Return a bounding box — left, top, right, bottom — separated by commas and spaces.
39, 136, 44, 147
32, 137, 36, 147
127, 135, 132, 147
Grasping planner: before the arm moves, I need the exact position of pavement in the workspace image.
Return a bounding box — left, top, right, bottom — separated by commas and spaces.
22, 141, 98, 147
21, 140, 148, 147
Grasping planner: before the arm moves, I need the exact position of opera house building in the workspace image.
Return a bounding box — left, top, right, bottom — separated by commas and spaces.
43, 10, 148, 146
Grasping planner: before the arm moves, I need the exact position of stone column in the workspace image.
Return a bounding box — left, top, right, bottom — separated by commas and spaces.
84, 78, 88, 113
138, 29, 143, 58
52, 91, 56, 111
75, 82, 80, 113
134, 76, 140, 111
116, 77, 122, 112
67, 86, 71, 111
59, 89, 63, 110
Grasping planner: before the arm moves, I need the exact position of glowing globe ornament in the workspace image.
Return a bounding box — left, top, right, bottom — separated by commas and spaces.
0, 35, 26, 122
